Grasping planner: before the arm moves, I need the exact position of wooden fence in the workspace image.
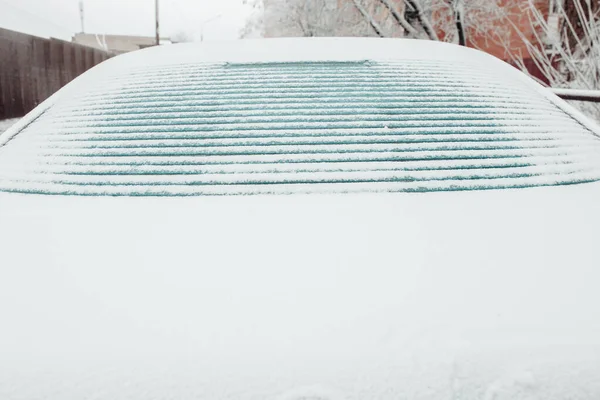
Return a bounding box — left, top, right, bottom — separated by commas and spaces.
0, 28, 112, 120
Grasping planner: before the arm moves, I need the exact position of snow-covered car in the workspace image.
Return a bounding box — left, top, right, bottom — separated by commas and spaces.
1, 38, 600, 400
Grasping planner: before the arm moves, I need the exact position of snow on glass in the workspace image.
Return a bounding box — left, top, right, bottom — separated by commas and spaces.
1, 38, 600, 196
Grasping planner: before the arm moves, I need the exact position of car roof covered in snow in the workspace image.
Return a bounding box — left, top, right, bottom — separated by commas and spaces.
1, 38, 600, 195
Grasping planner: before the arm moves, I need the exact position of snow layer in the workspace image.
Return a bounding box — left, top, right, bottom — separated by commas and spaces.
2, 184, 600, 399
2, 39, 600, 399
0, 118, 19, 135
2, 39, 600, 195
551, 88, 600, 100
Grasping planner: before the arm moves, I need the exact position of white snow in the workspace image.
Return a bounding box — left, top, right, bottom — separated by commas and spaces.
0, 118, 19, 135
1, 185, 600, 399
551, 88, 600, 100
2, 39, 600, 195
2, 39, 600, 398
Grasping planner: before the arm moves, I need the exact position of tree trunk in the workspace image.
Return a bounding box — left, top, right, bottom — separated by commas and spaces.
376, 0, 419, 37
451, 0, 466, 46
352, 0, 386, 37
403, 0, 439, 41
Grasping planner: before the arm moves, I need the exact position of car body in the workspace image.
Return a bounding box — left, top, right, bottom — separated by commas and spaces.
1, 38, 600, 399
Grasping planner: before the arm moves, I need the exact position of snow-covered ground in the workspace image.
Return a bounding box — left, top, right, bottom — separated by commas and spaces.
0, 118, 19, 135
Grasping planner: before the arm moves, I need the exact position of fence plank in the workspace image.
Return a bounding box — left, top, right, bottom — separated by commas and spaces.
16, 38, 33, 114
31, 37, 47, 106
50, 39, 66, 89
0, 27, 112, 119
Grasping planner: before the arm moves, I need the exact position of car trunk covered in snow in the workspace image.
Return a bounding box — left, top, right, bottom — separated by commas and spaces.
1, 38, 600, 399
2, 189, 600, 399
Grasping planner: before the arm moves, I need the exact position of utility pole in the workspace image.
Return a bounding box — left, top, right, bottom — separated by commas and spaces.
79, 0, 85, 33
155, 0, 160, 45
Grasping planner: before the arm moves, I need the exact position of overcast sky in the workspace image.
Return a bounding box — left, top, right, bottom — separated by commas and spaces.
0, 0, 252, 42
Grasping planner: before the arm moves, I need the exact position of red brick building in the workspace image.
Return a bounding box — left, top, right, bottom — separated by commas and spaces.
434, 0, 551, 81
263, 0, 555, 81
342, 0, 552, 80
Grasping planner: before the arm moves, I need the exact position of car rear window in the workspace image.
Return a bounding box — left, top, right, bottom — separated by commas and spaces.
1, 59, 600, 196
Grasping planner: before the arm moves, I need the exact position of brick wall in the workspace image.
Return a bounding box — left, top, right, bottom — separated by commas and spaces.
433, 0, 550, 81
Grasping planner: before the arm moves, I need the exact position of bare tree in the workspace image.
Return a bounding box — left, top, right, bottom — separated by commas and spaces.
403, 0, 440, 40
502, 1, 599, 85
447, 0, 466, 45
377, 0, 419, 37
242, 0, 600, 121
242, 0, 357, 38
466, 0, 600, 121
240, 0, 265, 38
241, 0, 403, 39
171, 30, 194, 43
368, 0, 600, 121
342, 0, 508, 44
352, 0, 385, 36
